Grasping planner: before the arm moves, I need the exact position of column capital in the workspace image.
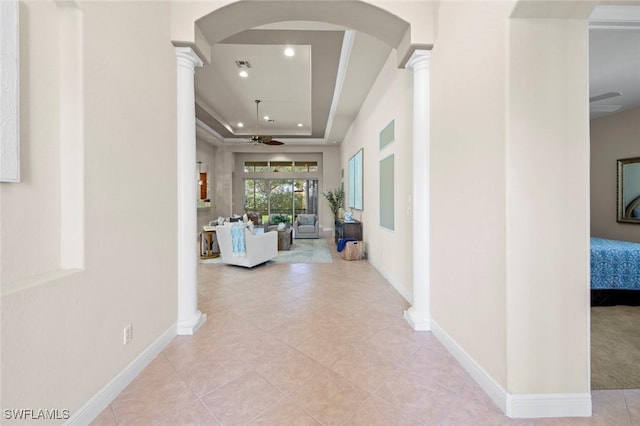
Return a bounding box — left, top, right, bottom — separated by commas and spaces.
406, 49, 431, 72
175, 46, 204, 70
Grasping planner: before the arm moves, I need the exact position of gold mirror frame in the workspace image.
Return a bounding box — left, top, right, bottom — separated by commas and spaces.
617, 157, 640, 224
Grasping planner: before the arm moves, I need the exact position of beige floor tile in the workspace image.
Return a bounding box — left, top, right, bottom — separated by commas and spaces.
94, 236, 638, 425
247, 398, 321, 426
402, 344, 469, 393
90, 406, 117, 426
623, 389, 640, 424
345, 395, 422, 426
329, 346, 400, 393
160, 400, 218, 425
256, 347, 327, 395
224, 331, 290, 369
178, 348, 253, 396
589, 390, 632, 426
374, 367, 457, 425
295, 335, 359, 367
110, 356, 197, 424
362, 325, 428, 364
200, 371, 285, 425
290, 369, 370, 426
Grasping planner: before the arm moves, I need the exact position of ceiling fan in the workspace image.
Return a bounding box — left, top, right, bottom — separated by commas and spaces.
250, 99, 284, 146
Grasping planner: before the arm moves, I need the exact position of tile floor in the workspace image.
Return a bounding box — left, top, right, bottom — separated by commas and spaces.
93, 235, 639, 425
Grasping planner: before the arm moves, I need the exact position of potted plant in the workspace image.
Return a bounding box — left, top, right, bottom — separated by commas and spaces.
322, 188, 344, 222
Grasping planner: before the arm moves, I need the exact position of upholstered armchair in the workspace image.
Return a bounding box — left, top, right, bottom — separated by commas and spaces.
216, 224, 277, 268
294, 214, 319, 239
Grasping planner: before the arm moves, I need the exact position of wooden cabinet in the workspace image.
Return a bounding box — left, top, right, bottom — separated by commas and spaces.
334, 219, 363, 243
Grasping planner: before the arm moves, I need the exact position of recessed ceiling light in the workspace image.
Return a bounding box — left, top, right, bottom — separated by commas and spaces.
263, 115, 270, 121
284, 47, 295, 57
297, 123, 303, 127
237, 122, 244, 128
238, 70, 248, 78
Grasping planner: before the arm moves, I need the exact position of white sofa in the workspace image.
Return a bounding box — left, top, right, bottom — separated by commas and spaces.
216, 224, 278, 268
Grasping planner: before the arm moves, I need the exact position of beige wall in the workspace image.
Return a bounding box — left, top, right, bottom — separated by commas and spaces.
506, 17, 590, 394
430, 0, 512, 388
340, 50, 414, 299
431, 1, 591, 395
1, 0, 178, 415
591, 106, 640, 243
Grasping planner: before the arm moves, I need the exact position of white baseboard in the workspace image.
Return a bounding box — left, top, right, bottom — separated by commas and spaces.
65, 323, 177, 425
431, 320, 591, 419
367, 256, 412, 304
507, 393, 592, 418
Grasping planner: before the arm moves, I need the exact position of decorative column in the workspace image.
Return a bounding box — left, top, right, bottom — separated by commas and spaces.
176, 47, 206, 335
404, 49, 431, 331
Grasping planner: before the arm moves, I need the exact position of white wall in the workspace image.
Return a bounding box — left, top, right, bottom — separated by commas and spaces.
1, 0, 177, 416
591, 106, 640, 243
340, 50, 414, 300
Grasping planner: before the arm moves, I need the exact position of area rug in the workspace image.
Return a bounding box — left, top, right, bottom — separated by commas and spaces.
591, 305, 640, 390
200, 238, 333, 265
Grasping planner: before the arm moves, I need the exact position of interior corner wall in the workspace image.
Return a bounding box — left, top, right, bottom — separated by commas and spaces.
430, 1, 512, 389
591, 106, 640, 243
340, 49, 413, 300
1, 1, 177, 416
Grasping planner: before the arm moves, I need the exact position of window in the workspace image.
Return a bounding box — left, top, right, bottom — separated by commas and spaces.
271, 161, 293, 173
244, 161, 269, 173
294, 161, 318, 173
243, 160, 318, 173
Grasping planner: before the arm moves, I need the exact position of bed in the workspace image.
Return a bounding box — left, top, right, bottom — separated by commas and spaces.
591, 237, 640, 305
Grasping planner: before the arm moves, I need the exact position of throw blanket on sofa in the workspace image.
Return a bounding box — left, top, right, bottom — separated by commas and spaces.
231, 223, 246, 257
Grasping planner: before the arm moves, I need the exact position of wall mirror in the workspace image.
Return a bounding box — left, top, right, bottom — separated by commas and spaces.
617, 157, 640, 223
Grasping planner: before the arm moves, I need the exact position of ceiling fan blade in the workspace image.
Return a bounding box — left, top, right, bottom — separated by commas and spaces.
590, 104, 622, 113
589, 92, 622, 103
264, 139, 284, 146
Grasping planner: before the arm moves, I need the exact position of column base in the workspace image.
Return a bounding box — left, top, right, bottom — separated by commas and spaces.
404, 308, 431, 331
177, 311, 207, 335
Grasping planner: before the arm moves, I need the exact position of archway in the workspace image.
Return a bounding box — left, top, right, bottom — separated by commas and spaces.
173, 0, 434, 335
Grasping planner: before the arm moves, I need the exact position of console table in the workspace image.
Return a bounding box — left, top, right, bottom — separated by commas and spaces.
334, 219, 363, 244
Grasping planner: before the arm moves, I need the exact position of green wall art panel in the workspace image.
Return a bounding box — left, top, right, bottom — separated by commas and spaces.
380, 154, 394, 230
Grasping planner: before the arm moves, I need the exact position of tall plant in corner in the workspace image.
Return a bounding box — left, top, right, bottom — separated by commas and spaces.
322, 187, 344, 222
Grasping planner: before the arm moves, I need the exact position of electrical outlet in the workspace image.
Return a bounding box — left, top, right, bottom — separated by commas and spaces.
123, 324, 133, 345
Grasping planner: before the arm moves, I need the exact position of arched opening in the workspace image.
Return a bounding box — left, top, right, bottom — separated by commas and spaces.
173, 0, 433, 335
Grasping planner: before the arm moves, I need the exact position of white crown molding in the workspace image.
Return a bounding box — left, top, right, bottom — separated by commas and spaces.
431, 320, 592, 419
65, 324, 177, 425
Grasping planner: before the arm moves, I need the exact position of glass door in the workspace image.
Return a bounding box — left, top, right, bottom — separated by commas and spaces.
244, 178, 319, 224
